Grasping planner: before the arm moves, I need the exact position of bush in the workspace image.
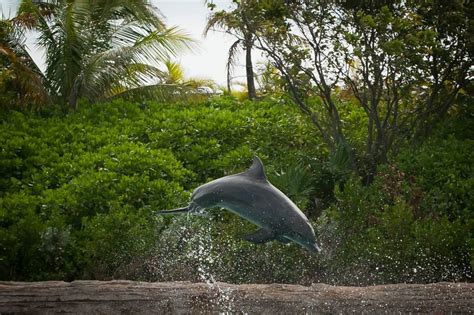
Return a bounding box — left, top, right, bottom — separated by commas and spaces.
317, 130, 473, 285
1, 97, 471, 284
0, 97, 324, 281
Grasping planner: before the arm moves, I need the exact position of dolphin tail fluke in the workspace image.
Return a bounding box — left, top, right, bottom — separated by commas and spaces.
154, 207, 190, 215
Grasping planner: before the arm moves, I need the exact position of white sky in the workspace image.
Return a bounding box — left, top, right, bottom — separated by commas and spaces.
0, 0, 264, 87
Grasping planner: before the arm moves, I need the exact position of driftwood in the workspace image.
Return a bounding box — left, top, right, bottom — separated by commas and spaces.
0, 280, 473, 314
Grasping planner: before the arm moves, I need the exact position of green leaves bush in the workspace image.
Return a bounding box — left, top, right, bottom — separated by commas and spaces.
0, 97, 322, 281
0, 97, 471, 284
318, 178, 471, 285
317, 118, 473, 284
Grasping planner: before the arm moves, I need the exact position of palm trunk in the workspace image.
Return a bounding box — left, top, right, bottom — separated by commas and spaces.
245, 39, 256, 100
68, 84, 78, 110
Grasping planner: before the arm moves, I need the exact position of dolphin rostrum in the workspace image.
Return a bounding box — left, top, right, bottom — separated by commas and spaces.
156, 156, 321, 253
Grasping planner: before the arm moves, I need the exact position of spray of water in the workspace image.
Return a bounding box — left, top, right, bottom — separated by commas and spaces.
181, 214, 236, 313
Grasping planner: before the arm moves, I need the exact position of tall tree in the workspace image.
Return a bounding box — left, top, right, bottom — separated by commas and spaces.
204, 0, 257, 99
252, 0, 472, 181
14, 0, 192, 109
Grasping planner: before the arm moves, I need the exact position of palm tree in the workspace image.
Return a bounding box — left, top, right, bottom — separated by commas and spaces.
163, 60, 216, 88
0, 19, 49, 107
15, 0, 193, 108
204, 0, 257, 99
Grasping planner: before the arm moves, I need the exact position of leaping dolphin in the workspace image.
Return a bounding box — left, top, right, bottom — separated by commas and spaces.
156, 156, 321, 253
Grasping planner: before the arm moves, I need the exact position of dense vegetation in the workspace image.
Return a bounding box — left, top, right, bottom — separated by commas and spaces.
1, 0, 472, 286
1, 97, 471, 284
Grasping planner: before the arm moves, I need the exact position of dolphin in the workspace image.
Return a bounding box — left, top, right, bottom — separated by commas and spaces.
156, 156, 321, 253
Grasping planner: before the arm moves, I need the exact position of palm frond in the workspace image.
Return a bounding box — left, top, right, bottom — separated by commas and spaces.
0, 19, 49, 107
89, 0, 165, 30
203, 10, 238, 37
328, 142, 352, 176
226, 39, 242, 92
79, 24, 192, 93
164, 60, 185, 84
268, 163, 315, 210
107, 22, 194, 64
132, 26, 195, 63
185, 77, 216, 89
13, 0, 195, 107
43, 1, 89, 99
14, 0, 56, 29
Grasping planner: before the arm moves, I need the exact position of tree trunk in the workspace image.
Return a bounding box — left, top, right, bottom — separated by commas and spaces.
245, 39, 257, 100
1, 281, 472, 314
68, 82, 79, 110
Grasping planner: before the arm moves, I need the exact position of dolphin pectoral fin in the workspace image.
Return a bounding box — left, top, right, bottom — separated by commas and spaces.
243, 228, 275, 244
276, 236, 291, 244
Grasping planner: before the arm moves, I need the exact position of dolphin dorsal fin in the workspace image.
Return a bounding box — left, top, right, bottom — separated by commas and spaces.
244, 156, 267, 181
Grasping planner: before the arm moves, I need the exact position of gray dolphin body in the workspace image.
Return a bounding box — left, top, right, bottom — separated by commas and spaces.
156, 157, 320, 253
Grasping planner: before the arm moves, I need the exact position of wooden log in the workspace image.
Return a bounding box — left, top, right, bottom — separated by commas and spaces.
0, 280, 473, 314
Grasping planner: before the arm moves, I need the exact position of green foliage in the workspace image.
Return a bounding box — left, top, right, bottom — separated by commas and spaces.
319, 179, 471, 285
396, 133, 473, 221
76, 205, 159, 279
317, 119, 473, 284
252, 0, 472, 180
0, 97, 322, 281
268, 163, 315, 210
0, 97, 471, 284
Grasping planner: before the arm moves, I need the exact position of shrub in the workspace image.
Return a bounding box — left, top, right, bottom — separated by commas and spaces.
1, 96, 470, 284
318, 165, 472, 285
0, 97, 324, 281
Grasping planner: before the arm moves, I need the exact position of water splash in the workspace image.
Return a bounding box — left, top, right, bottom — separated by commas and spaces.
182, 214, 235, 313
